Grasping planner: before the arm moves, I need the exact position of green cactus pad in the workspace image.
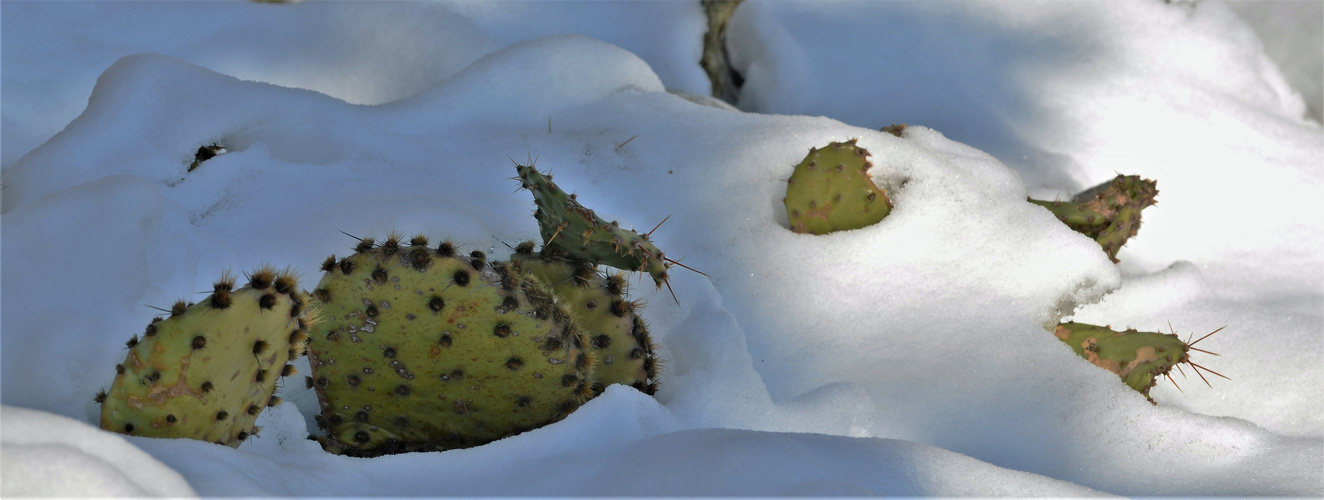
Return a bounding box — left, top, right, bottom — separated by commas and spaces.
307, 235, 594, 457
1054, 321, 1225, 404
1030, 174, 1158, 263
784, 139, 893, 235
513, 159, 673, 290
510, 242, 659, 395
97, 268, 312, 447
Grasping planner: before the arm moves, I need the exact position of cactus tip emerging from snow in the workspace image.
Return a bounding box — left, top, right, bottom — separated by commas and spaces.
784, 139, 892, 235
513, 157, 698, 302
1031, 174, 1158, 263
1054, 321, 1227, 404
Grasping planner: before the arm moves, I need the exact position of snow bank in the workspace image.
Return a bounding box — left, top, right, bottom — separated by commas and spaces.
0, 0, 707, 168
2, 1, 1321, 497
1, 406, 196, 497
728, 0, 1324, 438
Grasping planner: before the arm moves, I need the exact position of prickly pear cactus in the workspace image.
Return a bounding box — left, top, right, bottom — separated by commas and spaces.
1030, 174, 1158, 263
1054, 321, 1225, 404
784, 139, 892, 235
97, 268, 312, 447
306, 234, 595, 457
513, 159, 674, 290
510, 241, 660, 395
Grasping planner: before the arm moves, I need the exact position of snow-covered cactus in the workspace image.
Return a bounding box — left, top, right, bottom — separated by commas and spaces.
306, 235, 595, 457
96, 267, 313, 447
1053, 321, 1225, 404
1030, 175, 1158, 263
510, 241, 660, 395
784, 139, 892, 235
513, 158, 675, 291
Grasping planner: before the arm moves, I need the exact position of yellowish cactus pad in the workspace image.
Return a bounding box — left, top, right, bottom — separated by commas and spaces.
307, 235, 594, 456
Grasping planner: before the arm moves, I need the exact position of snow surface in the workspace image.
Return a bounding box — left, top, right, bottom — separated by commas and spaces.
1, 406, 196, 497
1227, 0, 1324, 123
2, 0, 1321, 497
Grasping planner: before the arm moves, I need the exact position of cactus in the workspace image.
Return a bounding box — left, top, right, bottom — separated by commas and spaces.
784, 139, 892, 235
1053, 321, 1226, 404
1030, 174, 1158, 263
512, 158, 681, 293
880, 124, 907, 137
510, 241, 660, 395
96, 267, 312, 447
305, 234, 595, 457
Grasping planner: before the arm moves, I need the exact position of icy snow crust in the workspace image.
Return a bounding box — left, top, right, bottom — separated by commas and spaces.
2, 1, 1322, 498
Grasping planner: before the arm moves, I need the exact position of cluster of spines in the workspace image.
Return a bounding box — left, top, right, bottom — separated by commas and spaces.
96, 267, 313, 447
305, 234, 595, 457
783, 138, 893, 235
1054, 321, 1226, 404
1030, 174, 1158, 263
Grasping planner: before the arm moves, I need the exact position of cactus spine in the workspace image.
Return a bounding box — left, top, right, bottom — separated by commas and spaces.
1054, 321, 1226, 404
510, 242, 660, 395
305, 235, 594, 457
97, 267, 313, 446
784, 139, 892, 235
1030, 175, 1158, 263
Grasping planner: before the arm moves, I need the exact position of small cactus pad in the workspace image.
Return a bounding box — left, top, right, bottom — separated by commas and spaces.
511, 242, 659, 395
513, 159, 673, 289
97, 268, 312, 447
307, 235, 594, 456
1054, 322, 1226, 404
1029, 174, 1158, 263
784, 139, 892, 235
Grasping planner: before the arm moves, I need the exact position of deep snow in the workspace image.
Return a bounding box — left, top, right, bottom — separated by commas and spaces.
2, 0, 1321, 497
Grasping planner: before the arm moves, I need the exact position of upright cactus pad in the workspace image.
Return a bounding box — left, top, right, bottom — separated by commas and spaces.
784, 139, 892, 235
1030, 174, 1158, 263
1053, 321, 1226, 404
513, 159, 674, 290
97, 268, 312, 447
510, 242, 660, 395
306, 235, 594, 457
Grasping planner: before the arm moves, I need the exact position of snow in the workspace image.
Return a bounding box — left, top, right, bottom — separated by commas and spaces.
1228, 0, 1324, 123
2, 0, 1321, 497
0, 406, 196, 497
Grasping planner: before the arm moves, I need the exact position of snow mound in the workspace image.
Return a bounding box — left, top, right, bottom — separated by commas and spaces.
2, 4, 1321, 497
1, 406, 197, 497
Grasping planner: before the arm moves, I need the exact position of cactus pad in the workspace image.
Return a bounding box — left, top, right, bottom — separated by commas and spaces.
784, 139, 892, 235
1030, 174, 1158, 263
513, 158, 674, 290
306, 235, 594, 456
510, 242, 659, 395
97, 268, 312, 447
1054, 321, 1226, 404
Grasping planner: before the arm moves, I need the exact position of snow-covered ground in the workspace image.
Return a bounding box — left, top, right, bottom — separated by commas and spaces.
2, 0, 1320, 497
